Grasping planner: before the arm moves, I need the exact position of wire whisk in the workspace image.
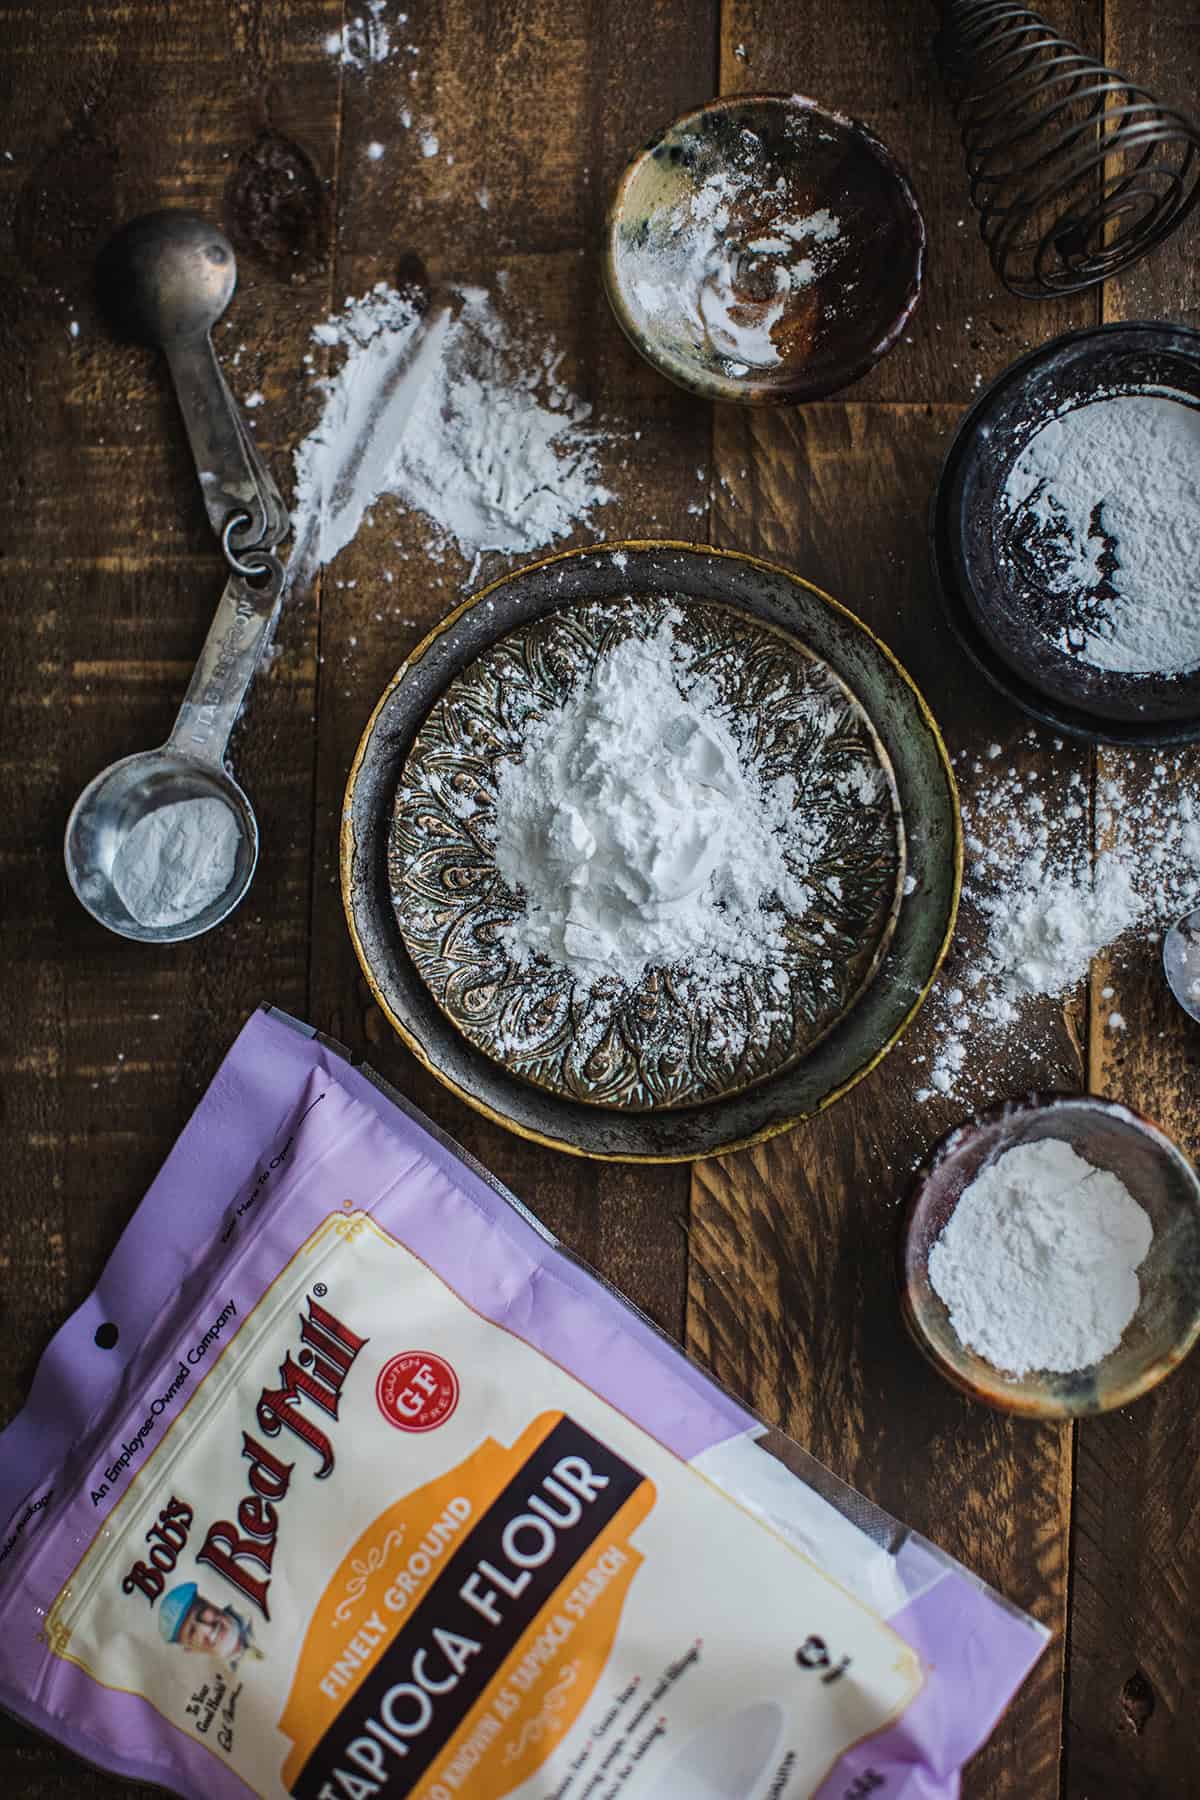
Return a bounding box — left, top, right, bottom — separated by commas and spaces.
936, 0, 1200, 298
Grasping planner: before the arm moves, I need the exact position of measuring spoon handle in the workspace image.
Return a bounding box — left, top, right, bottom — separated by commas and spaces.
166, 572, 280, 770
163, 334, 272, 552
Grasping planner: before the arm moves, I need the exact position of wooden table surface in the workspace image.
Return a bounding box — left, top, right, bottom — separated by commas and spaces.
2, 1, 1199, 1794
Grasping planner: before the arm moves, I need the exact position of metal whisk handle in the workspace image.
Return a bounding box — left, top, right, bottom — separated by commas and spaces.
937, 0, 1200, 298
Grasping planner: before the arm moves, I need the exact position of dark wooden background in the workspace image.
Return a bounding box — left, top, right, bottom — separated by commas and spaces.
2, 1, 1199, 1794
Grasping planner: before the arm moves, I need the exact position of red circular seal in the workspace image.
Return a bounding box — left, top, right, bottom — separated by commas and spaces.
375, 1351, 460, 1433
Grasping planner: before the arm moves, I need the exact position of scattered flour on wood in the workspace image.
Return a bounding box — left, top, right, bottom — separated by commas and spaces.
290, 284, 615, 585
929, 1138, 1153, 1375
1001, 391, 1200, 675
913, 736, 1200, 1104
323, 0, 393, 67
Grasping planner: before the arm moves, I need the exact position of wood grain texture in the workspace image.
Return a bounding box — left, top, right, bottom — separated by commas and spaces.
0, 0, 337, 1785
1068, 5, 1200, 1794
1, 0, 1200, 1795
699, 398, 1077, 1800
684, 6, 1122, 1795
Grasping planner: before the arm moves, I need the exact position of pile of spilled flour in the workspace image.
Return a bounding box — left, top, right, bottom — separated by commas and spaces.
929, 1138, 1153, 1376
614, 131, 845, 375
1001, 390, 1200, 675
290, 284, 615, 584
913, 737, 1200, 1105
490, 612, 820, 990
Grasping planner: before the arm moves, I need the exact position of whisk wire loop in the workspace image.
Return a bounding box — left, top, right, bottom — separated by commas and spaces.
938, 0, 1200, 296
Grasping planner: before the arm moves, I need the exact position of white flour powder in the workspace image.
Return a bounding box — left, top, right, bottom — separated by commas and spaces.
929, 1138, 1153, 1375
1002, 392, 1200, 675
291, 285, 614, 583
324, 0, 392, 68
616, 133, 843, 375
111, 798, 239, 929
490, 615, 820, 987
914, 740, 1200, 1106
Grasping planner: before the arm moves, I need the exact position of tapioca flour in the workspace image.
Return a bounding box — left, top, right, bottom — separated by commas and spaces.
0, 1007, 1049, 1798
1001, 391, 1200, 675
929, 1138, 1153, 1375
490, 613, 824, 990
913, 741, 1200, 1107
290, 284, 615, 586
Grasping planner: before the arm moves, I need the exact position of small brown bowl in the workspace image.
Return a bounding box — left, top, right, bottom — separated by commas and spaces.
901, 1095, 1200, 1418
604, 93, 924, 406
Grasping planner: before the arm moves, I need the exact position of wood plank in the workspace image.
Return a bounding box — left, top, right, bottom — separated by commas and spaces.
0, 0, 340, 1787
687, 4, 1115, 1792
697, 398, 1076, 1799
1069, 4, 1200, 1794
303, 0, 717, 1336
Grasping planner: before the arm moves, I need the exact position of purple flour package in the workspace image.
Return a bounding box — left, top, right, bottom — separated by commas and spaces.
0, 1007, 1046, 1798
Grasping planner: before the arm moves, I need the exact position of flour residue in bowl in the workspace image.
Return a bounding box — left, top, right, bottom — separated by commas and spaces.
1001, 391, 1200, 676
617, 128, 844, 376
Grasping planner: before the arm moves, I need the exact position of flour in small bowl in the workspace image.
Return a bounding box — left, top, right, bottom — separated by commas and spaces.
616, 130, 844, 376
929, 1138, 1153, 1376
1001, 391, 1200, 675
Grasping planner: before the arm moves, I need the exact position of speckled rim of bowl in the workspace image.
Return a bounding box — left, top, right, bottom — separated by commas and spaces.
603, 92, 927, 407
341, 540, 961, 1163
929, 321, 1200, 748
900, 1092, 1200, 1417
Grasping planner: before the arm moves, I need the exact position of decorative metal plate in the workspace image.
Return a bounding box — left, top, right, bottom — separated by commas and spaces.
388, 596, 905, 1110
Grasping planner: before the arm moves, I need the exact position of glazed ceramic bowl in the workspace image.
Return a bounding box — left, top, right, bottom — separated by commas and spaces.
931, 322, 1200, 746
902, 1095, 1200, 1417
604, 94, 925, 405
342, 542, 960, 1162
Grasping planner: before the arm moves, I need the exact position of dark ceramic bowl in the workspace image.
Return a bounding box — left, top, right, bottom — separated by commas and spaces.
343, 542, 960, 1162
902, 1095, 1200, 1417
931, 322, 1200, 746
604, 94, 925, 406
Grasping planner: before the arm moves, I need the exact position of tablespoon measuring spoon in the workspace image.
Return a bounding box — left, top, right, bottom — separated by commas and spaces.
96, 209, 288, 567
66, 213, 288, 941
65, 567, 281, 941
1164, 903, 1200, 1023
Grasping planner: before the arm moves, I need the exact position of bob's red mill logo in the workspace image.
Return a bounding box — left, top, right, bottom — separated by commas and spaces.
121, 1295, 367, 1617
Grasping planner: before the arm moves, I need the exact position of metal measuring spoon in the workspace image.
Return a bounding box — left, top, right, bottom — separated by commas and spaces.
96, 210, 288, 564
1164, 903, 1200, 1022
66, 212, 288, 942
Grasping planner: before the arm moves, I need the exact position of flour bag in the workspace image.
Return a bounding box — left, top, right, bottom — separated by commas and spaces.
0, 1008, 1046, 1798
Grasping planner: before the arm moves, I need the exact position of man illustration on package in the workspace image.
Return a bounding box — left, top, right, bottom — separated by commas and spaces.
159, 1582, 263, 1671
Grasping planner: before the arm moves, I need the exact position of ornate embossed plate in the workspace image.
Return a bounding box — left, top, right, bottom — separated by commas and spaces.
388, 596, 905, 1111
342, 543, 960, 1161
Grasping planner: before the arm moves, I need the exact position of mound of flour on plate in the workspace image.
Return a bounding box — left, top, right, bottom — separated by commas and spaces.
913, 739, 1200, 1104
490, 612, 823, 990
290, 284, 615, 583
1002, 392, 1200, 675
